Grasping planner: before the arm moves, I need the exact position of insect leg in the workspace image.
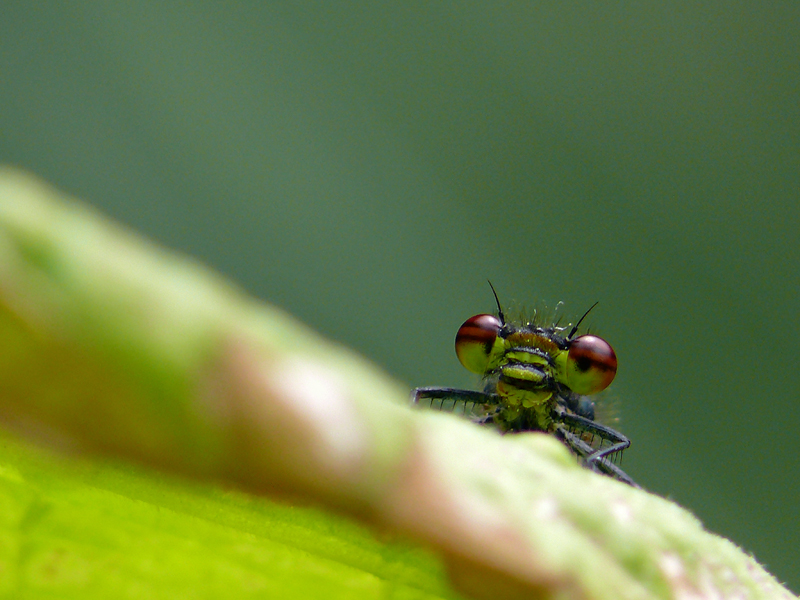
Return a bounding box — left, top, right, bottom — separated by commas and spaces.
553, 408, 630, 463
411, 387, 499, 414
555, 425, 638, 487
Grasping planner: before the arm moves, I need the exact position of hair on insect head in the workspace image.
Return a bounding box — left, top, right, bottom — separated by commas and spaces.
486, 280, 506, 325
567, 301, 599, 340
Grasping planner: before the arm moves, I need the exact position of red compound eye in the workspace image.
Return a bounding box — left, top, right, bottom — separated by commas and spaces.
454, 314, 502, 374
565, 335, 617, 395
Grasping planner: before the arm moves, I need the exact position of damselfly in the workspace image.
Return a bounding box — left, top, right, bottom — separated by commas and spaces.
412, 284, 636, 486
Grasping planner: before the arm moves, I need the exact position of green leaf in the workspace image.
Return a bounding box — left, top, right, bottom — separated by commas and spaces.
0, 167, 794, 600
0, 432, 457, 599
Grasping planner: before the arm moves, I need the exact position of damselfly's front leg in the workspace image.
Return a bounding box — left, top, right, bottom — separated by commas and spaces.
411, 387, 500, 417
555, 425, 638, 487
554, 406, 631, 463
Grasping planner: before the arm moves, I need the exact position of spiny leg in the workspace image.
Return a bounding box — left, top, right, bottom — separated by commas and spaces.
556, 425, 638, 487
553, 407, 631, 464
411, 387, 500, 416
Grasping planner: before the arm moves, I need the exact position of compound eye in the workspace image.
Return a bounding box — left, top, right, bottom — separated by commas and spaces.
455, 314, 502, 374
565, 335, 617, 395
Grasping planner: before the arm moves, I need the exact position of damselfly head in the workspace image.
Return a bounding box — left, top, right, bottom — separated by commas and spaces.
454, 283, 617, 395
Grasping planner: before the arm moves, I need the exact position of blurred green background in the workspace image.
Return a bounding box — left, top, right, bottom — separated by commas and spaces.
1, 2, 798, 592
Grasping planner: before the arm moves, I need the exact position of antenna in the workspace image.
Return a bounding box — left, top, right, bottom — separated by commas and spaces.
567, 301, 599, 339
486, 280, 506, 325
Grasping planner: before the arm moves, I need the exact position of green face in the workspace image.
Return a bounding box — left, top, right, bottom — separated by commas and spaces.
454, 312, 617, 430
